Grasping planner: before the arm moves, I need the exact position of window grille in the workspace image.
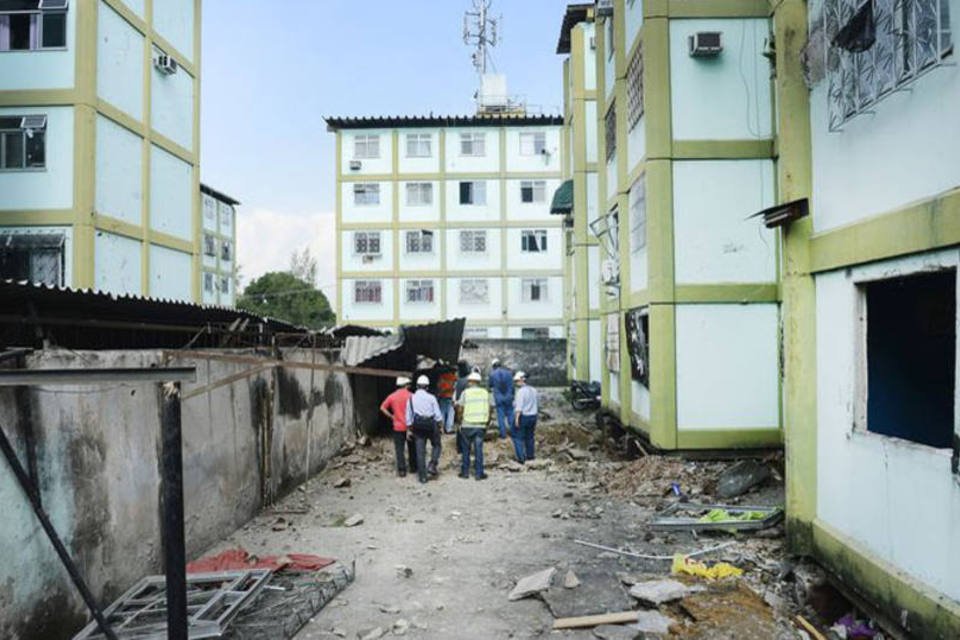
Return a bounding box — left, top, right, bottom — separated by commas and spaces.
825, 0, 953, 130
629, 177, 646, 255
459, 230, 487, 252
627, 43, 644, 130
354, 231, 381, 255
604, 105, 617, 161
354, 280, 382, 303
405, 230, 433, 253
406, 279, 435, 303
459, 278, 489, 303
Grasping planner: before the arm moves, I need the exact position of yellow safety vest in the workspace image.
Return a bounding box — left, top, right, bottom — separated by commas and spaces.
462, 387, 490, 426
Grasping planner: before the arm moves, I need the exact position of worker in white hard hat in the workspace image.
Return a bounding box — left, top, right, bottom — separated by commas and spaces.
488, 358, 514, 439
456, 371, 491, 480
512, 371, 539, 463
380, 376, 415, 477
405, 374, 443, 483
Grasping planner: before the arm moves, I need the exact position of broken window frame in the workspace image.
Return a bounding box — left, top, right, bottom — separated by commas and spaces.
354, 279, 382, 304
520, 229, 548, 253
0, 115, 47, 170
0, 230, 65, 286
459, 277, 489, 304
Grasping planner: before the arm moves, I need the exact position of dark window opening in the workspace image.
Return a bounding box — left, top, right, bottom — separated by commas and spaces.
41, 11, 65, 47
865, 269, 956, 448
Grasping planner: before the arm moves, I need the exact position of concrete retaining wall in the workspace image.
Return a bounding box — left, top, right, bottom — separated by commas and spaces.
0, 348, 356, 640
461, 338, 568, 387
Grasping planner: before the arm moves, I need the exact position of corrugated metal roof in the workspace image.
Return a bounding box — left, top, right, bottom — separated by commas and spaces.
556, 4, 594, 54
402, 318, 466, 365
341, 334, 403, 367
325, 114, 563, 131
341, 318, 466, 370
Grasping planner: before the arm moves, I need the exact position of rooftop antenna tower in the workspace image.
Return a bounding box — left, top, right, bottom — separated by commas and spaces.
463, 1, 523, 115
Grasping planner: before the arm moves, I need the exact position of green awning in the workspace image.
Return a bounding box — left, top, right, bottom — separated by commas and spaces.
550, 179, 573, 215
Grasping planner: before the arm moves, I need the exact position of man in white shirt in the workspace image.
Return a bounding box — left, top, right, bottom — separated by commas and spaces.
512, 371, 539, 463
406, 375, 443, 483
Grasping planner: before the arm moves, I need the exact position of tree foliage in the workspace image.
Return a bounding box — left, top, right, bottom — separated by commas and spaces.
238, 270, 334, 329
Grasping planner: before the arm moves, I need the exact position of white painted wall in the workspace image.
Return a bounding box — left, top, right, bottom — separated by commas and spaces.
341, 181, 393, 224
626, 0, 644, 47
340, 278, 394, 323
94, 231, 141, 295
340, 229, 393, 273
444, 228, 501, 271
504, 228, 562, 270
610, 371, 620, 405
0, 106, 73, 210
632, 379, 650, 421
397, 129, 439, 174
628, 116, 646, 170
445, 179, 500, 222
149, 144, 192, 239
606, 157, 617, 203
810, 32, 960, 232
95, 115, 141, 224
582, 23, 597, 92
152, 0, 194, 61
585, 101, 599, 163
586, 172, 599, 221
97, 2, 144, 121
588, 245, 600, 309
0, 6, 75, 90
629, 176, 648, 292
151, 51, 194, 150
120, 0, 145, 19
504, 178, 561, 221
444, 128, 499, 174
398, 279, 442, 322
446, 277, 502, 320
148, 244, 191, 301
675, 303, 779, 429
398, 181, 440, 222
504, 128, 562, 173
589, 318, 601, 381
340, 130, 392, 176
669, 18, 772, 140
506, 276, 563, 319
672, 159, 776, 284
397, 230, 441, 271
815, 248, 960, 601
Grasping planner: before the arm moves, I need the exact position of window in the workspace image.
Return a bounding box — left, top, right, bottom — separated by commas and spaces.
0, 230, 65, 286
520, 180, 546, 203
220, 276, 230, 294
0, 115, 46, 170
0, 1, 67, 51
203, 272, 214, 293
353, 134, 380, 159
354, 231, 381, 255
459, 230, 487, 253
606, 15, 615, 60
857, 269, 955, 448
519, 132, 547, 156
221, 240, 232, 261
629, 177, 646, 255
626, 308, 649, 386
203, 233, 216, 257
604, 105, 617, 162
521, 327, 550, 340
460, 132, 486, 156
405, 229, 434, 253
627, 43, 644, 130
463, 326, 489, 339
405, 182, 433, 206
219, 205, 233, 230
521, 229, 548, 253
354, 280, 382, 303
203, 197, 216, 226
522, 278, 548, 302
459, 278, 489, 304
825, 0, 953, 130
353, 183, 380, 206
405, 133, 432, 158
406, 279, 435, 303
459, 180, 486, 205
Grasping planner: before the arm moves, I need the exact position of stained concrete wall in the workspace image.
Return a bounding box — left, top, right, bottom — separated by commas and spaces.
0, 347, 355, 640
461, 338, 568, 387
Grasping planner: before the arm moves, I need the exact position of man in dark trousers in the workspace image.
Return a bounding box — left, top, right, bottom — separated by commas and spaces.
379, 376, 415, 477
488, 358, 514, 439
405, 375, 443, 483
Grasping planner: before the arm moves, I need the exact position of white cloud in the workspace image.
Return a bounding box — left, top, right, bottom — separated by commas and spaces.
236, 209, 338, 309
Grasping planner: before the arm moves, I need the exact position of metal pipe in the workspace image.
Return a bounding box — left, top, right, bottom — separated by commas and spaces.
0, 423, 119, 640
159, 381, 188, 640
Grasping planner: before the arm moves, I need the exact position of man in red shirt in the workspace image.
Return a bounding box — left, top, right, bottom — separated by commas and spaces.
380, 376, 415, 477
437, 367, 457, 434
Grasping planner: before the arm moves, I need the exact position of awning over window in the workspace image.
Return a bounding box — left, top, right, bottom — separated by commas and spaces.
550, 179, 573, 215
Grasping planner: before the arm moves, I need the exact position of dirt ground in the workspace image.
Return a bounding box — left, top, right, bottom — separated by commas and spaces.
202, 402, 826, 640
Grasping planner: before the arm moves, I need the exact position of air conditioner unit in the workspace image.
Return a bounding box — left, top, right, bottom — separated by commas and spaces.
689, 31, 723, 57
361, 254, 380, 264
154, 53, 178, 75
596, 0, 614, 17
349, 160, 362, 171
600, 259, 619, 285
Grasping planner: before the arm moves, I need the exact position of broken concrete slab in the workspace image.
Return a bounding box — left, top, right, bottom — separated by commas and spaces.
716, 460, 771, 499
633, 610, 674, 635
628, 579, 693, 606
343, 514, 364, 527
593, 624, 640, 640
542, 569, 634, 617
525, 458, 553, 470
508, 567, 556, 601
563, 570, 581, 589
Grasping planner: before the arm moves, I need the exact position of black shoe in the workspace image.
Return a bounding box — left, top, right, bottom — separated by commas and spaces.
427, 465, 438, 477
419, 477, 428, 484
398, 469, 407, 477
476, 473, 488, 480
458, 472, 469, 479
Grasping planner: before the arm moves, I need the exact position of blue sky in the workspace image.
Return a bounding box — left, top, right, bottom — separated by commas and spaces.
200, 0, 572, 295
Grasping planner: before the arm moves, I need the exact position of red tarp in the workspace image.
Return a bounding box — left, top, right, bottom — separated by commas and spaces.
186, 548, 335, 574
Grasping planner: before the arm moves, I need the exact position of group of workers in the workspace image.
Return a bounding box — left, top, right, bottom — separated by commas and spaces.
379, 358, 539, 483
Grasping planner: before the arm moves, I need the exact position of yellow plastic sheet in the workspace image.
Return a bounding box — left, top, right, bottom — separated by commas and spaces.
671, 554, 743, 580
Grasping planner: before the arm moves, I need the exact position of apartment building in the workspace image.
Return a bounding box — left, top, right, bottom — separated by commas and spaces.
0, 0, 202, 302
327, 115, 566, 338
555, 4, 603, 383
200, 184, 238, 307
588, 0, 780, 450
772, 0, 960, 634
